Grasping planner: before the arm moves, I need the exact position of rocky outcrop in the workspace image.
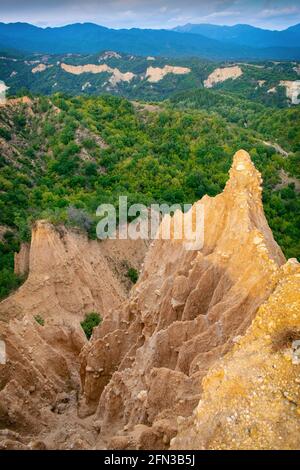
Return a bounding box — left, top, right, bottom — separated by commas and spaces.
79, 150, 286, 449
145, 65, 191, 83
60, 63, 136, 86
0, 316, 86, 448
0, 221, 147, 325
99, 51, 122, 60
32, 64, 53, 73
0, 222, 147, 449
0, 81, 9, 105
172, 259, 300, 450
280, 80, 300, 105
1, 149, 298, 450
14, 243, 30, 276
0, 96, 33, 107
204, 66, 243, 88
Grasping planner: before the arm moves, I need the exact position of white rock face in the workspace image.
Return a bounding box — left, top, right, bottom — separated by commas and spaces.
0, 339, 5, 364
145, 65, 191, 83
99, 51, 121, 60
280, 80, 300, 105
293, 64, 300, 75
60, 63, 136, 86
32, 63, 52, 73
82, 81, 91, 91
0, 81, 8, 104
204, 66, 243, 88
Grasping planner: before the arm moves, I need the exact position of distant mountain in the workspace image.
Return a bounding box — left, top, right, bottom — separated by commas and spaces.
173, 23, 300, 49
0, 22, 300, 60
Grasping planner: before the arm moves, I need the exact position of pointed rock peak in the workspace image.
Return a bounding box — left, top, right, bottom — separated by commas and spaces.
225, 149, 263, 197
232, 149, 254, 169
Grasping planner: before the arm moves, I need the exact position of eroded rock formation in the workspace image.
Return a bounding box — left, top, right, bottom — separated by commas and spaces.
0, 221, 147, 325
0, 316, 86, 449
145, 65, 191, 83
0, 222, 147, 449
1, 150, 299, 450
60, 63, 136, 86
172, 260, 300, 450
204, 66, 243, 88
280, 80, 300, 105
79, 150, 287, 449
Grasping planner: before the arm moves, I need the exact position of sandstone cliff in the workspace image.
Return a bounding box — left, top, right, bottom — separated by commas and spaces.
0, 222, 147, 449
79, 150, 287, 449
0, 316, 86, 449
1, 150, 299, 450
204, 66, 243, 88
172, 260, 300, 450
0, 221, 147, 325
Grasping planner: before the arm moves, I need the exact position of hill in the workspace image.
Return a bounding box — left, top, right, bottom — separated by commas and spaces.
0, 22, 300, 60
1, 51, 299, 107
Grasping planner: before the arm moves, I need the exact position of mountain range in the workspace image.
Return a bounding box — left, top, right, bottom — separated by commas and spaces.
173, 23, 300, 48
0, 22, 300, 60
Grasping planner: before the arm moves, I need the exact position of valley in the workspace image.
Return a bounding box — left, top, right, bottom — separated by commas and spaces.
0, 16, 300, 452
0, 149, 299, 450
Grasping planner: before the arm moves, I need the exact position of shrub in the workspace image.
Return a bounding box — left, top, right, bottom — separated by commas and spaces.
81, 312, 102, 339
13, 114, 26, 130
67, 206, 93, 232
0, 127, 11, 140
34, 314, 45, 326
82, 138, 96, 150
0, 269, 23, 300
272, 328, 300, 351
127, 267, 138, 284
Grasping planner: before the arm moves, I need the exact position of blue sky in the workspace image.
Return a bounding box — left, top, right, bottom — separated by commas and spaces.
1, 0, 300, 29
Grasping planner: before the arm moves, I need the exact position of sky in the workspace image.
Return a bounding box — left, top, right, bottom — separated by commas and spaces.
0, 0, 299, 30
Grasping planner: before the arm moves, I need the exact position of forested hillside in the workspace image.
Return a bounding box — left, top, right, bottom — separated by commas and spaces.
170, 88, 300, 152
1, 52, 299, 107
0, 94, 299, 299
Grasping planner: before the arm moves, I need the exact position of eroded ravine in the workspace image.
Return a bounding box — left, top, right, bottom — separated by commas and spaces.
1, 150, 299, 450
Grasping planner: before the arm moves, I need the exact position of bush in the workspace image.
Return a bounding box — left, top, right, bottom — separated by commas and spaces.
0, 127, 11, 140
13, 114, 26, 130
0, 269, 23, 300
82, 138, 96, 150
34, 314, 45, 326
127, 267, 138, 284
67, 206, 93, 231
81, 312, 102, 339
272, 328, 300, 351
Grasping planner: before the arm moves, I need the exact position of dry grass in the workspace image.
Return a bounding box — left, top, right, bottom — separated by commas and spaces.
272, 328, 300, 352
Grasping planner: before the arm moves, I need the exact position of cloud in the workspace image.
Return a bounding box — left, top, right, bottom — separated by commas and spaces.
259, 6, 300, 18
0, 0, 299, 29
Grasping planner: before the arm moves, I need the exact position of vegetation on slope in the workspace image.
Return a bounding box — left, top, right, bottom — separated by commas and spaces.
170, 88, 300, 152
1, 53, 298, 107
0, 93, 299, 300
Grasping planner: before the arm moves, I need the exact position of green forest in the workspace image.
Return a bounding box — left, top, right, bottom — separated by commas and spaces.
0, 91, 299, 300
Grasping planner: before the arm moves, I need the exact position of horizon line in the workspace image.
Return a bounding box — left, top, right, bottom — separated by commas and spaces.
0, 20, 299, 32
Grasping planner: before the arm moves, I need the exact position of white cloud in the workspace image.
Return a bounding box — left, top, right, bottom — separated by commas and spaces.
0, 0, 299, 29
